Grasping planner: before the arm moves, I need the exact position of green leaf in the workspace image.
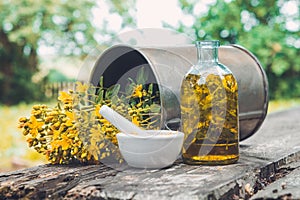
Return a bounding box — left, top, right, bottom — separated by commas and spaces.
96, 89, 104, 104
150, 104, 161, 113
105, 84, 120, 99
136, 67, 148, 85
125, 78, 136, 96
99, 76, 104, 88
148, 84, 153, 95
111, 95, 119, 105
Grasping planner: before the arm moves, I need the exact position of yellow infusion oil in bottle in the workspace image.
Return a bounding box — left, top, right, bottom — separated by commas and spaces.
180, 40, 239, 165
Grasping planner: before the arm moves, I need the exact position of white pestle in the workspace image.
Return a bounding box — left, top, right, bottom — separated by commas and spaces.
99, 105, 149, 137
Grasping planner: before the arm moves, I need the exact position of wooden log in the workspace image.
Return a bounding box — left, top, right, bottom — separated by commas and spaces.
1, 107, 300, 199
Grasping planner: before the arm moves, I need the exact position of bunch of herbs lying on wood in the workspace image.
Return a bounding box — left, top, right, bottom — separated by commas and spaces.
18, 67, 161, 164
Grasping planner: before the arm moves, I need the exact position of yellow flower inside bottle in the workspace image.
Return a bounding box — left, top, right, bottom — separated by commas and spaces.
180, 40, 239, 165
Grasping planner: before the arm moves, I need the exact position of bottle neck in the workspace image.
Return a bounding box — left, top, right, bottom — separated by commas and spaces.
195, 41, 219, 66
198, 47, 218, 63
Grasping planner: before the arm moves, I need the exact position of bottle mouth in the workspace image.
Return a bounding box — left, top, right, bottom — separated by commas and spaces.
196, 40, 220, 48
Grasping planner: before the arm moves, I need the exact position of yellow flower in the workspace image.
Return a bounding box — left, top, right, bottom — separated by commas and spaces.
19, 117, 28, 123
132, 84, 143, 98
90, 126, 103, 142
65, 111, 75, 127
51, 134, 71, 151
60, 134, 72, 150
31, 109, 42, 116
28, 116, 44, 137
18, 68, 161, 164
58, 91, 73, 104
76, 82, 89, 93
52, 129, 61, 140
95, 104, 101, 118
131, 116, 140, 126
26, 138, 35, 147
87, 140, 99, 161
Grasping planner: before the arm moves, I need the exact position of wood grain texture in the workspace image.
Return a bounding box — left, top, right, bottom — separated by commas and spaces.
1, 107, 300, 199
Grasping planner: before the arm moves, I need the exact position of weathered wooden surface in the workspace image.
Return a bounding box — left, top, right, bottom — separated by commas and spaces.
251, 160, 300, 199
1, 107, 300, 199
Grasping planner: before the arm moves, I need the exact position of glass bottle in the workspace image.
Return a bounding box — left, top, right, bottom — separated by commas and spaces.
180, 40, 239, 165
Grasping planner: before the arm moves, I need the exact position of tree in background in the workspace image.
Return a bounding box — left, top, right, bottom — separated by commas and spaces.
0, 0, 97, 105
177, 0, 300, 99
1, 0, 298, 103
96, 0, 300, 100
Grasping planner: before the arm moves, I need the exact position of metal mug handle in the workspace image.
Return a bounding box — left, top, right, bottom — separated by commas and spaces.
164, 118, 181, 131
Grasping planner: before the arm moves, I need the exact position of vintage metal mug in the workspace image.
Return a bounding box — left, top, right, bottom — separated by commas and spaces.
89, 44, 268, 140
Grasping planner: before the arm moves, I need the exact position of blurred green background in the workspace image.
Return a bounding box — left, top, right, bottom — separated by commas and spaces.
0, 0, 299, 171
